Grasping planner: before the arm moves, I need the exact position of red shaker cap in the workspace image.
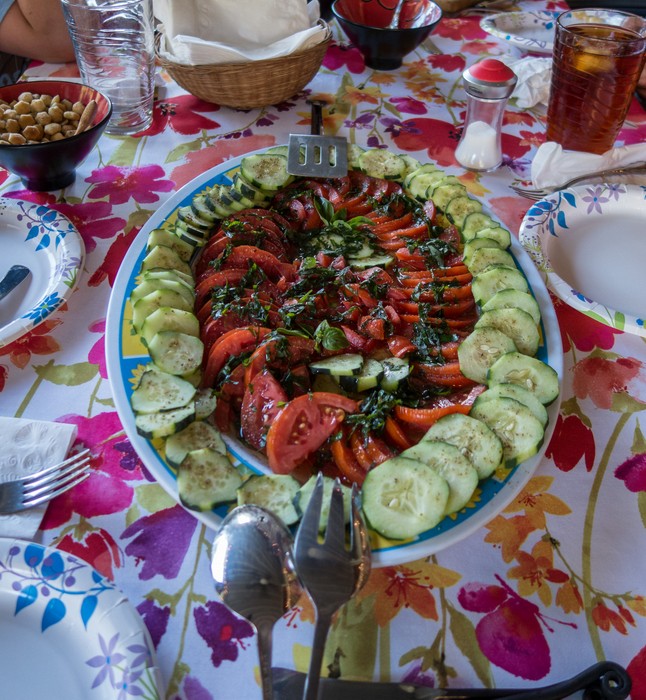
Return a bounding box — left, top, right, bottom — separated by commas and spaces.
468, 58, 516, 84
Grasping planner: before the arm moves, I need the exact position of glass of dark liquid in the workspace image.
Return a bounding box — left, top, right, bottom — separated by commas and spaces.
546, 9, 646, 154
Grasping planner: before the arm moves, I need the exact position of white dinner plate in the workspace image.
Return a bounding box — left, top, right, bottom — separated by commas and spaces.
0, 198, 84, 349
105, 151, 563, 566
480, 10, 559, 54
520, 183, 646, 336
0, 537, 162, 699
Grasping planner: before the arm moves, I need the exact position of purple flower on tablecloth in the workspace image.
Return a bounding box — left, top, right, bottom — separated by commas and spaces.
194, 600, 254, 667
122, 505, 198, 580
137, 599, 171, 648
179, 675, 214, 700
401, 661, 436, 687
581, 186, 610, 214
389, 97, 427, 115
86, 165, 174, 205
615, 453, 646, 492
381, 116, 406, 138
344, 112, 375, 130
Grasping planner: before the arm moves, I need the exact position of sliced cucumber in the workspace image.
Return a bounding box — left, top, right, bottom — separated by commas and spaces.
130, 278, 195, 308
141, 307, 200, 348
190, 195, 220, 224
348, 253, 395, 270
131, 289, 194, 333
488, 352, 559, 405
148, 331, 204, 377
236, 474, 301, 526
309, 353, 364, 376
135, 404, 196, 439
362, 455, 450, 540
475, 383, 549, 428
471, 265, 529, 306
232, 171, 273, 204
358, 149, 407, 180
177, 204, 213, 232
178, 447, 242, 511
466, 247, 516, 276
428, 175, 462, 195
265, 145, 289, 156
423, 413, 503, 479
140, 245, 193, 279
217, 186, 247, 212
194, 388, 218, 421
131, 367, 196, 414
165, 419, 227, 468
463, 237, 505, 265
457, 326, 517, 384
482, 288, 541, 326
347, 143, 366, 170
475, 307, 540, 357
404, 168, 446, 202
295, 475, 352, 532
430, 183, 468, 212
139, 268, 194, 289
401, 440, 478, 515
146, 228, 195, 262
474, 226, 512, 249
205, 185, 239, 218
444, 195, 483, 230
400, 154, 422, 179
338, 358, 384, 392
470, 396, 545, 468
240, 153, 293, 191
380, 357, 410, 392
461, 211, 499, 240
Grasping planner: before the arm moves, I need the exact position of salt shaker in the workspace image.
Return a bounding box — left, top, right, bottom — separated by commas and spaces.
455, 58, 517, 172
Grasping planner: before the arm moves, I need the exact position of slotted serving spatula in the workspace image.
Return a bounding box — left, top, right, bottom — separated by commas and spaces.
287, 100, 348, 178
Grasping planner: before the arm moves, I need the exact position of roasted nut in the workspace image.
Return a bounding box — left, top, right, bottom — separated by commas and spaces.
8, 132, 26, 145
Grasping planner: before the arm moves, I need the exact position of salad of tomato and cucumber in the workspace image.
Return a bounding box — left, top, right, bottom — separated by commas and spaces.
127, 147, 559, 542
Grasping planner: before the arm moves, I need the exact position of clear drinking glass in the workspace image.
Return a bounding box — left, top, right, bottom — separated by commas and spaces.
545, 8, 646, 154
61, 0, 155, 136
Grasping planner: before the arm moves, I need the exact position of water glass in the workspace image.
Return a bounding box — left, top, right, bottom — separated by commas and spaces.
61, 0, 155, 136
545, 9, 646, 155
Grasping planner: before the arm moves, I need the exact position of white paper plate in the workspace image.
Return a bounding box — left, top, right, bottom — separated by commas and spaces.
0, 537, 162, 699
519, 183, 646, 336
0, 198, 84, 348
480, 10, 559, 54
105, 151, 563, 566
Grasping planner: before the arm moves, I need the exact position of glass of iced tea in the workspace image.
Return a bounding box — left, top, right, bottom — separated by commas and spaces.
546, 9, 646, 154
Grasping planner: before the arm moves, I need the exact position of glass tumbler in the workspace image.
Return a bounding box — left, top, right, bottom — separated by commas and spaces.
545, 8, 646, 154
61, 0, 155, 136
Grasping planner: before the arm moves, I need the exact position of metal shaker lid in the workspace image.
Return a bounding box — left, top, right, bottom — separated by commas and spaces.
463, 58, 518, 99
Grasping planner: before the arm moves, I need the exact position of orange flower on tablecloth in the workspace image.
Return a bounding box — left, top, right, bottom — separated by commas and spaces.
357, 560, 460, 627
591, 599, 632, 635
0, 318, 62, 368
572, 355, 644, 409
341, 84, 385, 106
484, 513, 537, 563
507, 540, 569, 607
555, 579, 584, 614
502, 475, 572, 530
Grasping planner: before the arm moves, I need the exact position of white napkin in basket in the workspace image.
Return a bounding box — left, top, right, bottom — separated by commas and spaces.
154, 0, 327, 65
531, 142, 646, 189
0, 417, 77, 539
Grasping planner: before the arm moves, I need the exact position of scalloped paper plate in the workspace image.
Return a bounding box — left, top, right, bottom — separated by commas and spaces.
519, 183, 646, 336
0, 198, 84, 349
0, 537, 162, 699
480, 10, 559, 54
106, 151, 563, 567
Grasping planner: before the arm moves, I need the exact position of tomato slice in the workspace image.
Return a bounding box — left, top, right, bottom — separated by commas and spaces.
266, 393, 358, 474
330, 434, 367, 486
202, 326, 271, 388
244, 335, 316, 386
241, 370, 288, 451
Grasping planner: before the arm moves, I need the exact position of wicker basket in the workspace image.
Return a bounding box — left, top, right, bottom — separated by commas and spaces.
156, 24, 331, 109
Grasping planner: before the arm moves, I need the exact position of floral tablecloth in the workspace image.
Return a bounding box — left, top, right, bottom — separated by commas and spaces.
2, 1, 646, 698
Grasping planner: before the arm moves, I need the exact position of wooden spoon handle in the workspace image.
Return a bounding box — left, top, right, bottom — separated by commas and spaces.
75, 100, 97, 135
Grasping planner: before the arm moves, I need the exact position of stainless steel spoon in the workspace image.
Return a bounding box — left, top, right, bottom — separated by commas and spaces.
211, 505, 303, 700
0, 265, 30, 302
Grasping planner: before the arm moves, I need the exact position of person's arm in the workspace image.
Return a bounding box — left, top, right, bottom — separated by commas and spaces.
0, 0, 76, 63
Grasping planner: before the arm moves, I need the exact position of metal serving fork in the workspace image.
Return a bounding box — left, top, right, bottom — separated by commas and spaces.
510, 163, 646, 201
0, 448, 91, 514
294, 473, 371, 700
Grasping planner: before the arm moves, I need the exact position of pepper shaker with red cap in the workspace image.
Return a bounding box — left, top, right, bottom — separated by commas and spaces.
455, 58, 517, 172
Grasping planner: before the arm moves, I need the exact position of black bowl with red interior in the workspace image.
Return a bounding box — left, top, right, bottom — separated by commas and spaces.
332, 0, 443, 70
0, 79, 112, 191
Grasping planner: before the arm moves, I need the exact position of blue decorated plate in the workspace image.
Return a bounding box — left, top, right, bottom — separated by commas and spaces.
0, 198, 84, 349
480, 10, 559, 54
0, 537, 162, 699
519, 183, 646, 337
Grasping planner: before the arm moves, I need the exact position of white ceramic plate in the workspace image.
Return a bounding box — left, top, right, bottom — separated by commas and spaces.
0, 537, 162, 699
480, 10, 559, 54
105, 152, 563, 566
0, 198, 84, 348
520, 183, 646, 336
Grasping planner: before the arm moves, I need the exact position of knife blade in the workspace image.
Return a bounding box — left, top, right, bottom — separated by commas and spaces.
0, 265, 30, 302
272, 661, 630, 700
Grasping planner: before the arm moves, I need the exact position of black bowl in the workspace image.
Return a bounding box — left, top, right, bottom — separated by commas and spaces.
0, 80, 112, 191
332, 0, 443, 70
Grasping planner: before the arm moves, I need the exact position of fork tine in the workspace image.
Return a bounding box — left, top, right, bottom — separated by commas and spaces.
23, 457, 91, 500
297, 471, 325, 547
23, 450, 91, 492
324, 479, 346, 550
22, 449, 91, 486
23, 467, 91, 508
510, 184, 547, 200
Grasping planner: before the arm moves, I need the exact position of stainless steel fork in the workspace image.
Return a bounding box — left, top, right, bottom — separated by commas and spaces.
510, 163, 646, 201
0, 448, 91, 514
293, 473, 371, 700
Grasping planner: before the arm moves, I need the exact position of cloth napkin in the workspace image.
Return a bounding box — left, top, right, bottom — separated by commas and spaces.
154, 0, 327, 65
502, 56, 552, 109
0, 417, 77, 539
531, 142, 646, 189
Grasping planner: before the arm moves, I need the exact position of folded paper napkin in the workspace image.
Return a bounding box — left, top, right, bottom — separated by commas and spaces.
502, 56, 552, 109
0, 417, 77, 539
154, 0, 327, 65
531, 141, 646, 189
